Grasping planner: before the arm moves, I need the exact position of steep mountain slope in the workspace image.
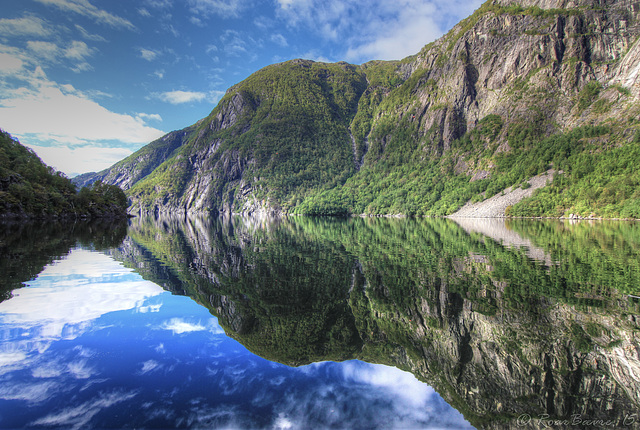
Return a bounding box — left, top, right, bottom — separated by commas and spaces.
77, 0, 640, 217
73, 126, 195, 190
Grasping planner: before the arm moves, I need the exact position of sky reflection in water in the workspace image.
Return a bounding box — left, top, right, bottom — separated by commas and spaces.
0, 248, 472, 429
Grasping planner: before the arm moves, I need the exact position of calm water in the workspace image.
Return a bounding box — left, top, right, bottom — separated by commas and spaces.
0, 217, 639, 429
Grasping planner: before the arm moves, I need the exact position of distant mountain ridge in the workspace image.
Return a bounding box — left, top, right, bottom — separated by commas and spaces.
74, 0, 640, 218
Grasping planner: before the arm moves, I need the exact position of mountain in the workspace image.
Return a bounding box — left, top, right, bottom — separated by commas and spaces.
76, 0, 640, 218
0, 130, 129, 219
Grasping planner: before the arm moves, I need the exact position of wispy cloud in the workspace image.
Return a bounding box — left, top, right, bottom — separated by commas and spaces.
23, 39, 95, 70
0, 15, 53, 37
67, 359, 95, 379
187, 0, 248, 19
270, 33, 288, 47
26, 41, 61, 63
64, 40, 93, 61
145, 0, 173, 9
0, 381, 60, 403
138, 47, 161, 61
30, 390, 138, 430
218, 30, 260, 61
34, 0, 136, 30
74, 24, 107, 42
139, 360, 162, 374
220, 30, 248, 56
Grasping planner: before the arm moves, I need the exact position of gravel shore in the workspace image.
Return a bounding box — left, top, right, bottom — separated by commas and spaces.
449, 170, 555, 218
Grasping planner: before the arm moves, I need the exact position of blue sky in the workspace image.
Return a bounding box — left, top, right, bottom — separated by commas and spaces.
0, 0, 482, 177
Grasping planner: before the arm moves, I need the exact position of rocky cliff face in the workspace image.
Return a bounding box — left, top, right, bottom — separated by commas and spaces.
81, 0, 640, 216
392, 0, 639, 148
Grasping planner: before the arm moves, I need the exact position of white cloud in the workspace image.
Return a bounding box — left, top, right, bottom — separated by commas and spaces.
24, 40, 95, 70
159, 317, 224, 335
74, 24, 107, 42
187, 0, 248, 19
64, 40, 93, 61
220, 29, 257, 57
271, 33, 288, 47
139, 360, 162, 374
0, 249, 165, 341
274, 412, 294, 429
70, 62, 93, 73
253, 16, 275, 30
137, 303, 162, 313
32, 362, 64, 378
34, 0, 136, 30
283, 361, 472, 429
275, 0, 483, 62
0, 351, 28, 368
0, 68, 165, 174
136, 112, 163, 122
153, 89, 223, 105
139, 48, 160, 61
26, 41, 61, 63
299, 50, 331, 63
24, 144, 133, 177
0, 15, 53, 37
0, 381, 60, 403
145, 0, 173, 9
30, 390, 138, 430
67, 360, 95, 379
160, 318, 206, 334
341, 361, 435, 408
0, 52, 24, 74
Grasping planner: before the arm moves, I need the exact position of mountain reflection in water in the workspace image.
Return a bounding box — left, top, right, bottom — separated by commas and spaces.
1, 216, 639, 429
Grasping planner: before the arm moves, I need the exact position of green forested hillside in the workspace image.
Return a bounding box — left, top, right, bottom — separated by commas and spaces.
126, 60, 379, 213
296, 120, 640, 218
0, 130, 128, 218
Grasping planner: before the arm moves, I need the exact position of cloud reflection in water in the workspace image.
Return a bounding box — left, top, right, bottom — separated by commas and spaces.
0, 247, 472, 429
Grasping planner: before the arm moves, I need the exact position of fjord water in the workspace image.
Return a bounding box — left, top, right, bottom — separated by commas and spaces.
1, 217, 639, 429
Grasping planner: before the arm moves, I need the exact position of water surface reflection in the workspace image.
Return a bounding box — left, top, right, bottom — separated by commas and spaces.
0, 219, 473, 429
115, 215, 640, 428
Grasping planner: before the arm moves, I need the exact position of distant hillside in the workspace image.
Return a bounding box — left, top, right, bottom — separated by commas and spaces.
0, 130, 128, 219
76, 0, 640, 218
